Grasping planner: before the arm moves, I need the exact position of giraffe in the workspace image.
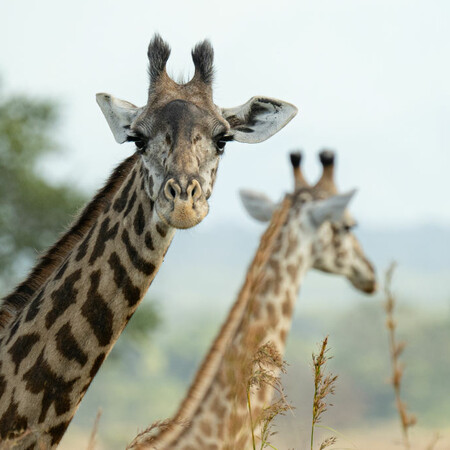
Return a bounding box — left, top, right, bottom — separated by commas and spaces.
0, 35, 297, 449
130, 149, 376, 450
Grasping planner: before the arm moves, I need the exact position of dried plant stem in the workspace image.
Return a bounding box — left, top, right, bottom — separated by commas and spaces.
310, 353, 321, 450
310, 336, 338, 450
87, 408, 102, 450
247, 387, 257, 450
384, 262, 416, 450
310, 395, 317, 449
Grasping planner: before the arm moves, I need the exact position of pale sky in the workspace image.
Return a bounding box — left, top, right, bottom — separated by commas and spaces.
1, 0, 449, 228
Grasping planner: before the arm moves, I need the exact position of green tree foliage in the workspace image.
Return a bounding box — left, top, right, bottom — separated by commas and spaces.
0, 87, 85, 291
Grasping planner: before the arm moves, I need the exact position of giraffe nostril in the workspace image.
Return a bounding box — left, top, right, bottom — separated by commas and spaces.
164, 179, 181, 202
188, 179, 202, 201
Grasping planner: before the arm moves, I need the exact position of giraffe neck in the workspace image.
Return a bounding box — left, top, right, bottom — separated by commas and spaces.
138, 206, 313, 450
0, 157, 176, 448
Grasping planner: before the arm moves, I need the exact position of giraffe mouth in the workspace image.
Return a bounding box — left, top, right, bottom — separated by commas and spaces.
349, 264, 377, 294
349, 276, 377, 294
155, 196, 209, 229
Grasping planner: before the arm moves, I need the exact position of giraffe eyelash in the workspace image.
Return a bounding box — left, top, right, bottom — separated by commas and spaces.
127, 133, 148, 152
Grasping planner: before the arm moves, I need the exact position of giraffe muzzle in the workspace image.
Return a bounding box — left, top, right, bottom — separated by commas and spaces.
349, 265, 377, 294
156, 177, 209, 229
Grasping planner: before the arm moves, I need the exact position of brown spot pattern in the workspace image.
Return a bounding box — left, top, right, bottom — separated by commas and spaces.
55, 322, 88, 366
286, 264, 297, 282
134, 204, 146, 235
148, 175, 154, 197
81, 271, 114, 347
108, 252, 142, 307
75, 224, 96, 262
266, 302, 279, 329
113, 171, 136, 213
285, 231, 298, 258
156, 223, 167, 237
121, 229, 155, 276
200, 420, 212, 437
23, 351, 79, 423
145, 231, 154, 251
88, 217, 119, 265
6, 318, 21, 345
0, 396, 28, 439
45, 269, 82, 329
124, 191, 137, 217
8, 333, 40, 375
268, 258, 283, 295
259, 276, 273, 297
54, 260, 69, 280
25, 290, 44, 323
90, 352, 106, 378
282, 291, 293, 317
250, 300, 261, 320
49, 421, 71, 446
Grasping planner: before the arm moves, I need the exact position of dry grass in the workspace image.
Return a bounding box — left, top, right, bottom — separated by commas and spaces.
86, 408, 102, 450
310, 337, 338, 450
246, 342, 292, 450
245, 338, 338, 450
384, 263, 443, 450
384, 263, 417, 449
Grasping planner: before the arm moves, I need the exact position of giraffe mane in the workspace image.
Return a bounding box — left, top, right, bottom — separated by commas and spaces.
0, 153, 139, 334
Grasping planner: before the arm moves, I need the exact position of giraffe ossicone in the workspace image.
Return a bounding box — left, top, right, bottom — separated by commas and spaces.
0, 34, 297, 448
134, 149, 376, 449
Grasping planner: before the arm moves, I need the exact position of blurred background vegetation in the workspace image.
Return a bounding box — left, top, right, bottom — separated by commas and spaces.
0, 86, 85, 289
1, 86, 449, 449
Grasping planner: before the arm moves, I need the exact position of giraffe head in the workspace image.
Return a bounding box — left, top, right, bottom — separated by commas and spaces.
240, 150, 376, 294
96, 35, 297, 229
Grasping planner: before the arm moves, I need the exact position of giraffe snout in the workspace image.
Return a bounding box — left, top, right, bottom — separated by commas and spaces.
349, 263, 377, 295
157, 177, 208, 229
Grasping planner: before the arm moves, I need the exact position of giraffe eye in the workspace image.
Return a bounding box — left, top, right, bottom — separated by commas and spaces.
127, 133, 148, 152
214, 134, 233, 155
343, 223, 356, 232
135, 139, 146, 150
216, 139, 226, 154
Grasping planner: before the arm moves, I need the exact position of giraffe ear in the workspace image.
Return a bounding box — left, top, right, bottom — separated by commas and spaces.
96, 93, 144, 144
221, 97, 298, 144
239, 189, 277, 222
308, 190, 357, 228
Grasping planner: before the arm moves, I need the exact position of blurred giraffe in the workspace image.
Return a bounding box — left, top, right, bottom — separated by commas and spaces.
130, 150, 376, 449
